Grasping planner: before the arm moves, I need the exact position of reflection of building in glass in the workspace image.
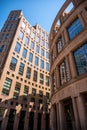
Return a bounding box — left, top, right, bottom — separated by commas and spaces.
0, 10, 50, 130
49, 0, 87, 130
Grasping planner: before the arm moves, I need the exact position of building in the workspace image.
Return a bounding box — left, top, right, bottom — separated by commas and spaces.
49, 0, 87, 130
0, 10, 50, 130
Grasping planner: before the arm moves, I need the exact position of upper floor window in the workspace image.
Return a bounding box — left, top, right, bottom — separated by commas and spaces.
46, 52, 49, 59
24, 86, 29, 96
2, 78, 12, 96
14, 42, 21, 53
22, 22, 26, 29
36, 45, 40, 53
46, 76, 49, 86
67, 18, 83, 40
0, 45, 4, 52
29, 52, 33, 62
5, 34, 9, 39
18, 62, 25, 75
46, 62, 50, 71
31, 32, 35, 38
38, 28, 41, 34
32, 88, 36, 96
41, 49, 44, 56
25, 37, 29, 45
27, 28, 30, 34
10, 57, 17, 71
42, 32, 45, 37
19, 31, 24, 39
30, 41, 34, 49
9, 24, 13, 30
22, 48, 27, 58
1, 33, 4, 40
46, 35, 48, 41
13, 82, 21, 99
40, 73, 44, 84
36, 36, 40, 42
74, 43, 87, 75
57, 37, 64, 53
40, 60, 44, 69
39, 90, 43, 97
41, 40, 45, 46
26, 67, 31, 79
46, 43, 49, 49
33, 70, 38, 82
34, 56, 39, 66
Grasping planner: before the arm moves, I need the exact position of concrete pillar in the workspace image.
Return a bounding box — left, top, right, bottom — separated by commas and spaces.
65, 56, 71, 81
59, 102, 67, 130
63, 28, 69, 44
55, 66, 60, 88
41, 113, 45, 130
1, 108, 9, 130
68, 52, 77, 79
77, 95, 87, 130
24, 109, 29, 130
33, 112, 37, 130
56, 103, 60, 130
72, 97, 81, 130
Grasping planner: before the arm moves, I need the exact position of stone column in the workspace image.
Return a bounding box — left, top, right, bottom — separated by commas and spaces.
68, 52, 77, 79
24, 109, 29, 130
65, 56, 71, 81
41, 113, 45, 130
63, 28, 69, 44
56, 103, 60, 130
55, 66, 60, 89
1, 108, 9, 130
72, 97, 81, 130
77, 95, 87, 130
59, 102, 67, 130
33, 112, 38, 130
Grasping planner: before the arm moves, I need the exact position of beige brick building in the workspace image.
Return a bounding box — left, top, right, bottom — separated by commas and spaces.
0, 10, 50, 130
49, 0, 87, 130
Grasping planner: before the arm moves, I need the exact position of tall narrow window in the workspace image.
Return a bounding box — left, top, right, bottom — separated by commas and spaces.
46, 52, 49, 59
22, 48, 27, 58
40, 73, 44, 84
18, 63, 25, 75
14, 42, 21, 53
46, 43, 49, 49
19, 31, 24, 39
26, 67, 31, 79
34, 56, 39, 66
25, 37, 29, 45
46, 62, 50, 71
29, 52, 33, 62
13, 82, 21, 99
36, 45, 40, 53
57, 37, 64, 53
10, 57, 17, 71
41, 49, 44, 56
30, 41, 34, 49
40, 60, 44, 69
0, 45, 4, 52
33, 70, 38, 82
46, 76, 49, 86
2, 78, 12, 95
32, 88, 36, 96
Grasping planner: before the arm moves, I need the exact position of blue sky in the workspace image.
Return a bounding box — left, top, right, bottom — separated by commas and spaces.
0, 0, 66, 32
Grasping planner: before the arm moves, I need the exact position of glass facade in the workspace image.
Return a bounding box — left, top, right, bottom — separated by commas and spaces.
74, 43, 87, 75
10, 57, 17, 71
29, 52, 33, 62
22, 48, 27, 58
18, 63, 25, 75
2, 78, 12, 95
67, 18, 83, 40
14, 42, 21, 53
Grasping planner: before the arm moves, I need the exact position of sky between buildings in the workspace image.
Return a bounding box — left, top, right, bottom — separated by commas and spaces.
0, 0, 66, 32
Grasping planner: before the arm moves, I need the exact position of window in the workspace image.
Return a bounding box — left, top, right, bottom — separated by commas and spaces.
34, 56, 39, 66
30, 41, 34, 49
22, 22, 26, 29
9, 24, 13, 30
10, 57, 17, 71
39, 90, 43, 97
2, 78, 12, 95
74, 43, 87, 75
32, 88, 36, 96
36, 45, 40, 53
41, 49, 44, 56
40, 73, 44, 84
27, 28, 30, 34
0, 45, 4, 52
67, 18, 83, 40
33, 70, 38, 82
57, 37, 64, 53
19, 31, 24, 39
31, 32, 35, 38
59, 60, 70, 85
23, 86, 29, 96
40, 60, 44, 69
46, 43, 49, 49
26, 67, 31, 79
46, 76, 49, 86
5, 34, 9, 39
13, 82, 21, 99
46, 52, 49, 59
22, 48, 27, 58
1, 34, 4, 40
29, 52, 33, 62
46, 35, 48, 41
18, 63, 25, 75
41, 40, 44, 46
25, 37, 29, 45
38, 28, 41, 34
36, 36, 40, 42
42, 32, 45, 37
14, 42, 21, 53
46, 62, 50, 71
